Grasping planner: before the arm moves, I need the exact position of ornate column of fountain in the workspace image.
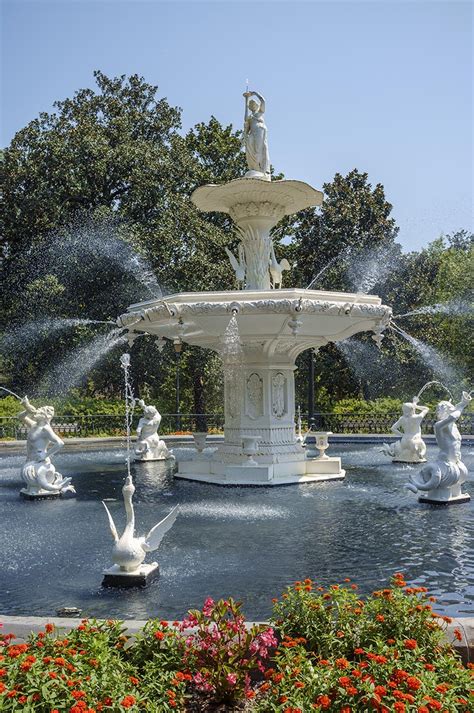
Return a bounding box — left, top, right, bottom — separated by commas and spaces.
117, 90, 393, 485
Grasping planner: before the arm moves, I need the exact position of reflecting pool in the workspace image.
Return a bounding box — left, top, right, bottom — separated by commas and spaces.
0, 443, 473, 619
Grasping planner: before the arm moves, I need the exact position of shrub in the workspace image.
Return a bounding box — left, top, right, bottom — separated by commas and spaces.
178, 597, 277, 703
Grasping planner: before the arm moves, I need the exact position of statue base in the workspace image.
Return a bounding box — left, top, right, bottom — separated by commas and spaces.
20, 488, 62, 500
393, 458, 427, 464
419, 492, 471, 506
135, 453, 174, 462
102, 562, 159, 588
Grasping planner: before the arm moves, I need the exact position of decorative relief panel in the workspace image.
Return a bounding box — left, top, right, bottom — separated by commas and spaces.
271, 372, 287, 418
246, 372, 263, 419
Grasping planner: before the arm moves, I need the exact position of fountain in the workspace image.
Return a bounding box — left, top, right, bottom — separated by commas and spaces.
117, 90, 392, 485
406, 391, 472, 504
102, 476, 179, 587
101, 353, 179, 586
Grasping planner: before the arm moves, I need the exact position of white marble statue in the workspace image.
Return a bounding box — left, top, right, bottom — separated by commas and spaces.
406, 392, 472, 503
381, 397, 429, 463
225, 244, 246, 288
269, 242, 291, 289
102, 476, 179, 575
134, 399, 172, 461
17, 396, 75, 497
242, 90, 271, 180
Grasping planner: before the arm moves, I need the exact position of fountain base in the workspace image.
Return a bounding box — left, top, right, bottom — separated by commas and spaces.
176, 456, 345, 486
102, 562, 159, 588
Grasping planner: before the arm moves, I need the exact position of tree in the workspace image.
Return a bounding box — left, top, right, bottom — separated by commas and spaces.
1, 72, 251, 416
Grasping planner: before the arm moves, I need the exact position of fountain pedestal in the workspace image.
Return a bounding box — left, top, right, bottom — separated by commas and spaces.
102, 562, 159, 588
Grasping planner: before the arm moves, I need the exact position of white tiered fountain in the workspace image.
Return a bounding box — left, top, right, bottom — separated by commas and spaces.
118, 90, 392, 485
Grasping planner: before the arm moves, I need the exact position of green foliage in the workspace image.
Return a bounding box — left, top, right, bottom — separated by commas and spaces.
261, 575, 473, 711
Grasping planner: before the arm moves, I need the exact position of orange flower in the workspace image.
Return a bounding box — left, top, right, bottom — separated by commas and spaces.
376, 614, 385, 622
407, 676, 422, 691
121, 696, 136, 708
403, 639, 417, 650
453, 628, 462, 641
316, 694, 331, 709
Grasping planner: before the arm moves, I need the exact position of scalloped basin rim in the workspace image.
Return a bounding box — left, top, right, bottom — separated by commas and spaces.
191, 178, 324, 214
126, 288, 384, 312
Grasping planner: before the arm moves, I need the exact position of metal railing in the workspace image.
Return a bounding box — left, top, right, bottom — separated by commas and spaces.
0, 412, 472, 441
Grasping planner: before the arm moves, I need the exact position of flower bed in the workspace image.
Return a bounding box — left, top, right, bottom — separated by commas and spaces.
1, 576, 472, 711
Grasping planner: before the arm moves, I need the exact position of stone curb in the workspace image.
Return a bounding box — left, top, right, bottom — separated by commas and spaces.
1, 614, 472, 664
2, 433, 472, 454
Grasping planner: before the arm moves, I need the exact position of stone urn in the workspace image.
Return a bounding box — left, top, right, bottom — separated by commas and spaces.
192, 432, 208, 455
242, 435, 262, 467
315, 431, 333, 459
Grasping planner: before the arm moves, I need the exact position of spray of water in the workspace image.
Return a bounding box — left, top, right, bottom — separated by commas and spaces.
220, 314, 243, 417
120, 353, 135, 479
390, 323, 458, 385
16, 215, 163, 302
346, 243, 397, 294
0, 386, 22, 400
38, 328, 127, 395
395, 299, 472, 319
416, 380, 454, 402
3, 318, 115, 350
306, 245, 353, 291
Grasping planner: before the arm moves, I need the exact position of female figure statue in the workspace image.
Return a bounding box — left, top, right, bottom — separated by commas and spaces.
381, 397, 429, 463
134, 399, 172, 461
242, 90, 271, 180
406, 392, 472, 503
18, 396, 75, 497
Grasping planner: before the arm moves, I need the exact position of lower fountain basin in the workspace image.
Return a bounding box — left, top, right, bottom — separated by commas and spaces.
0, 443, 473, 620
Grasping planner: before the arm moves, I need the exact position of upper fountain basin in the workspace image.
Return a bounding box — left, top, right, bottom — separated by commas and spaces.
117, 288, 392, 360
191, 178, 323, 224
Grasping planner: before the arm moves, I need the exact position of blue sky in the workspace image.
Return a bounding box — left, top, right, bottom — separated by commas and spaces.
1, 0, 472, 252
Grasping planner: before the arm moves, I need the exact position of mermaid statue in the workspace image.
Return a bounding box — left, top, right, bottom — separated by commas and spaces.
18, 396, 75, 498
406, 391, 472, 503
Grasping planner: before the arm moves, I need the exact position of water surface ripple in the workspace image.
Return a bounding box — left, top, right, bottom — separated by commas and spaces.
0, 444, 473, 620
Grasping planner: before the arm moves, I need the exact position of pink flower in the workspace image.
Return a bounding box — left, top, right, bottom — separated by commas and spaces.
226, 673, 237, 686
202, 597, 215, 616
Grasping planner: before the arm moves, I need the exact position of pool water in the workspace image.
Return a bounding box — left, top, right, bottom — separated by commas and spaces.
0, 443, 473, 620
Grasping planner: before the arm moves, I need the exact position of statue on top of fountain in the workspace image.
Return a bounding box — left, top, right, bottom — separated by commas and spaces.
18, 396, 75, 498
242, 90, 271, 181
406, 391, 472, 504
381, 397, 429, 463
134, 399, 173, 462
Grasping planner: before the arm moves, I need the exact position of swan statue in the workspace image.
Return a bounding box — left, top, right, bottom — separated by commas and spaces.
225, 243, 246, 288
269, 242, 291, 289
102, 476, 179, 575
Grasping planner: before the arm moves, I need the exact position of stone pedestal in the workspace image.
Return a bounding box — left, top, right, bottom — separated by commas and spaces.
102, 562, 159, 588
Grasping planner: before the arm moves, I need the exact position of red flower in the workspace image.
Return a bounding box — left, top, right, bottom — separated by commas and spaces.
121, 696, 136, 708
453, 628, 462, 641
154, 630, 164, 641
407, 676, 422, 691
45, 623, 54, 633
316, 694, 331, 709
403, 639, 417, 650
71, 691, 86, 699
393, 704, 405, 712
129, 676, 139, 685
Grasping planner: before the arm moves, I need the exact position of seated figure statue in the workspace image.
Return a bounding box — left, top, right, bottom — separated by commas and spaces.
381, 397, 429, 463
134, 399, 173, 461
406, 392, 472, 503
18, 396, 75, 498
